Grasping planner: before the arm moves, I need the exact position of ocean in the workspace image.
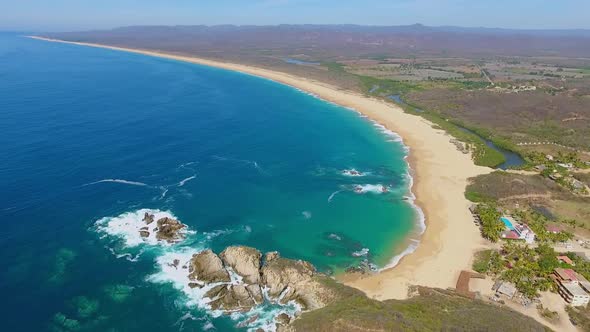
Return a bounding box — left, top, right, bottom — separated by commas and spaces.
0, 33, 420, 331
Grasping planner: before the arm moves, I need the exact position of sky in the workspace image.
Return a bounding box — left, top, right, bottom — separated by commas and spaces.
1, 0, 589, 31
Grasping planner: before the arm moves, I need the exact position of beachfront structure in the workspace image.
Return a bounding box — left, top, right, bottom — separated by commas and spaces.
500, 216, 535, 244
492, 281, 517, 299
552, 268, 590, 306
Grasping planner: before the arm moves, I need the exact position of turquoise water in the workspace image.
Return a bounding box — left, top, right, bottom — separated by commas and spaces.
0, 34, 419, 331
501, 217, 515, 230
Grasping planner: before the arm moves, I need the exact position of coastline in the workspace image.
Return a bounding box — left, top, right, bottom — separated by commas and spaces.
29, 36, 492, 300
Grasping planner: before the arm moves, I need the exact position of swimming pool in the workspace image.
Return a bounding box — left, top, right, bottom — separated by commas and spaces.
501, 217, 515, 230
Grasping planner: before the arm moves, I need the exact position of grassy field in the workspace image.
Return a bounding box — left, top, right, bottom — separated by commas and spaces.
292, 286, 550, 332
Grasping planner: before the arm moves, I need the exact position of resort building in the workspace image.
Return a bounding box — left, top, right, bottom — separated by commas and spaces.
552, 268, 590, 307
499, 216, 535, 244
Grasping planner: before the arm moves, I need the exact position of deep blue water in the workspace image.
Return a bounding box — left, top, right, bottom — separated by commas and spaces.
0, 34, 418, 331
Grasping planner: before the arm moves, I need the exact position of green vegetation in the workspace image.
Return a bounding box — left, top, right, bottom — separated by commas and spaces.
513, 210, 574, 243
476, 204, 505, 242
358, 75, 420, 96
496, 243, 558, 298
472, 249, 503, 274
292, 287, 550, 332
321, 61, 346, 73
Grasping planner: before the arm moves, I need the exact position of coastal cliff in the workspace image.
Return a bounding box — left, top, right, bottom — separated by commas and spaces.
185, 245, 550, 332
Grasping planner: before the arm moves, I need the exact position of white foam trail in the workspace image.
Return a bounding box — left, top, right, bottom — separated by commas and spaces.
84, 179, 149, 187
159, 187, 169, 200
178, 175, 197, 187
327, 190, 342, 203
302, 211, 312, 219
179, 161, 198, 170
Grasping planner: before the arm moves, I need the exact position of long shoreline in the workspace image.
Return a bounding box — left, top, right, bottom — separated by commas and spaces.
29, 36, 492, 300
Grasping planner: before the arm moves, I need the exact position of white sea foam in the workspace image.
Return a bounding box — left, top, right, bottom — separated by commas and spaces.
328, 233, 342, 241
381, 239, 421, 270
352, 184, 389, 194
341, 168, 367, 177
178, 175, 197, 187
301, 211, 312, 219
84, 179, 149, 187
352, 248, 369, 257
95, 209, 188, 247
148, 246, 300, 331
202, 321, 215, 330
105, 246, 144, 262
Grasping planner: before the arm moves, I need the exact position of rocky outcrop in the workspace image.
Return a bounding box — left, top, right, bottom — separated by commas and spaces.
139, 213, 185, 243
143, 212, 154, 224
155, 217, 185, 242
220, 246, 262, 284
189, 250, 230, 283
184, 245, 343, 329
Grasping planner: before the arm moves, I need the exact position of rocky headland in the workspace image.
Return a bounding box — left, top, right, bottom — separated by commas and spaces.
184, 245, 345, 331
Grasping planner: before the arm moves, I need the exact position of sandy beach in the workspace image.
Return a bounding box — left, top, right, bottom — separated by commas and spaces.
30, 36, 492, 300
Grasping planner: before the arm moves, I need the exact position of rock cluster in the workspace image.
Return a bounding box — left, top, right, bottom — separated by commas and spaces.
186, 246, 340, 328
140, 212, 185, 243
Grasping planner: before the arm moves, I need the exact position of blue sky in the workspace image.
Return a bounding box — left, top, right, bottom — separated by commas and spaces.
1, 0, 589, 31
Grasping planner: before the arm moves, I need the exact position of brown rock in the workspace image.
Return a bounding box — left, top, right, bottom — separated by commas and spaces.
265, 251, 280, 263
155, 217, 185, 242
189, 250, 230, 283
246, 284, 264, 304
143, 212, 155, 224
139, 230, 150, 238
276, 313, 291, 325
207, 284, 257, 311
220, 246, 262, 284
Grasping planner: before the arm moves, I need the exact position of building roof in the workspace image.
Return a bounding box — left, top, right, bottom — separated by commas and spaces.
495, 281, 517, 298
563, 282, 589, 297
555, 268, 579, 282
501, 230, 520, 240
557, 256, 574, 265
